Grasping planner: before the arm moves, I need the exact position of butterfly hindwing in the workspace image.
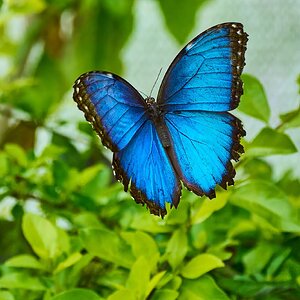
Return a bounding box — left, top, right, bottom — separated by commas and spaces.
73, 71, 148, 151
158, 23, 248, 111
165, 111, 245, 197
113, 119, 181, 217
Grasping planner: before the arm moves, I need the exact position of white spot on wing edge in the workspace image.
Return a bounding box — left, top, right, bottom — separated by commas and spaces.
105, 73, 114, 79
185, 41, 195, 51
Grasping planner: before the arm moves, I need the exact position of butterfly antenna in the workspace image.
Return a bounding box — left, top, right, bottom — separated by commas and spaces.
138, 90, 148, 98
150, 68, 163, 98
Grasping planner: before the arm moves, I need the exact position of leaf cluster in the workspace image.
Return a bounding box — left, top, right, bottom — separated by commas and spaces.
0, 1, 299, 299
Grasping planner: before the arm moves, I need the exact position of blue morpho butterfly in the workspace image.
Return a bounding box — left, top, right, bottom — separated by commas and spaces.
73, 22, 248, 217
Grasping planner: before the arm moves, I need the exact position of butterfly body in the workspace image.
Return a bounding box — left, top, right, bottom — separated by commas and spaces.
144, 98, 172, 148
73, 23, 248, 217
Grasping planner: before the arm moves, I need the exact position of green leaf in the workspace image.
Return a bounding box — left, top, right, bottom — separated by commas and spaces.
6, 0, 46, 14
102, 0, 134, 16
164, 276, 182, 291
73, 212, 105, 228
156, 272, 174, 289
130, 213, 173, 233
216, 277, 287, 298
247, 127, 297, 156
180, 275, 230, 300
5, 254, 46, 270
243, 158, 272, 180
230, 180, 300, 232
207, 240, 237, 261
79, 228, 134, 268
68, 0, 134, 78
145, 271, 167, 297
228, 220, 257, 238
166, 201, 189, 225
56, 227, 71, 254
239, 74, 270, 123
75, 164, 105, 187
97, 268, 128, 290
165, 228, 188, 270
19, 54, 66, 120
279, 106, 300, 130
0, 152, 8, 177
126, 256, 151, 300
190, 225, 207, 250
181, 254, 224, 279
52, 288, 101, 300
191, 192, 229, 224
158, 0, 208, 44
121, 231, 159, 272
5, 143, 27, 167
0, 272, 46, 290
54, 252, 82, 273
66, 254, 94, 286
0, 291, 15, 300
107, 289, 135, 300
242, 242, 274, 274
151, 289, 179, 300
277, 170, 300, 197
52, 160, 70, 189
22, 213, 59, 259
266, 247, 291, 277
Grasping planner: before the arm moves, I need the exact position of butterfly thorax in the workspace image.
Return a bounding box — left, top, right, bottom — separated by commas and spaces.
145, 97, 161, 118
145, 97, 171, 148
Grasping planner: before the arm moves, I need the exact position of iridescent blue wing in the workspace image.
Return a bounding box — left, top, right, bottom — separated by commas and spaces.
73, 71, 148, 151
165, 111, 245, 198
113, 120, 181, 217
73, 71, 181, 217
158, 23, 248, 111
158, 23, 247, 197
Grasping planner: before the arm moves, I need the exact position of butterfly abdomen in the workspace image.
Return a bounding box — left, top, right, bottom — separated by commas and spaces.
156, 122, 171, 148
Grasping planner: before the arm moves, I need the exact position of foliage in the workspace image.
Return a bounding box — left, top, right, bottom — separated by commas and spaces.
0, 0, 300, 299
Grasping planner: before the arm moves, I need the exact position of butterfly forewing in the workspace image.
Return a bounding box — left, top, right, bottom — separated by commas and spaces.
158, 23, 248, 111
73, 71, 147, 151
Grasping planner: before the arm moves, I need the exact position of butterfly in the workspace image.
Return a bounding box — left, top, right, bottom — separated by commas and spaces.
73, 22, 248, 217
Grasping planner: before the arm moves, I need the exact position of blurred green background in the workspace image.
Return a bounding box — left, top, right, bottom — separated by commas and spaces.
0, 0, 299, 299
